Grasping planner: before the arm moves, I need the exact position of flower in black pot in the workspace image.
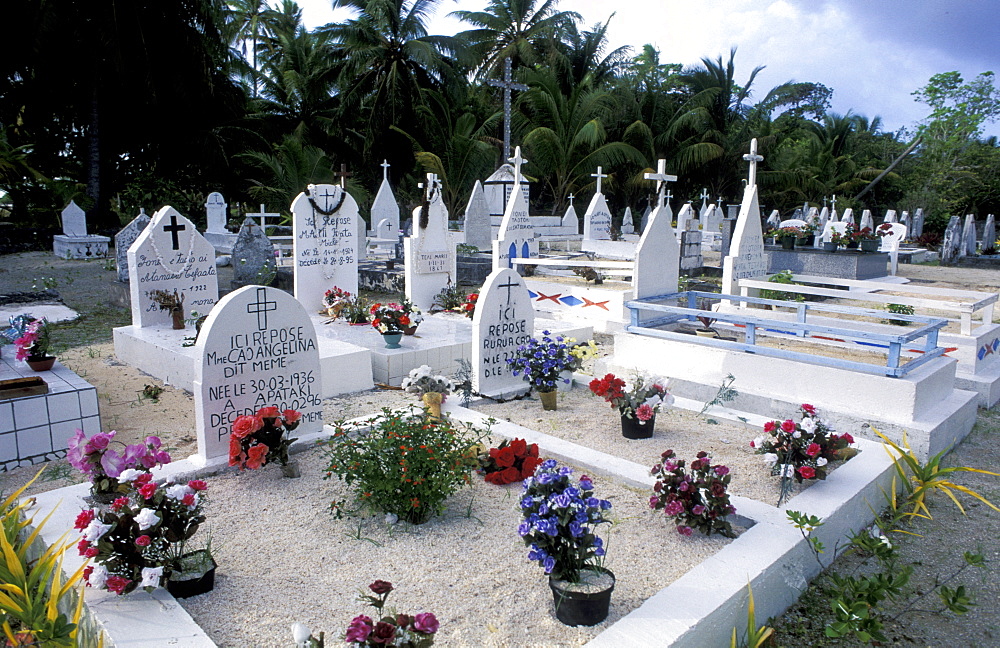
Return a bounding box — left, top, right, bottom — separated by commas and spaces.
518, 460, 615, 625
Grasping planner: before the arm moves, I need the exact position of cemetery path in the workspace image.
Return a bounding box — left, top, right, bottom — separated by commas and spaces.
0, 252, 999, 645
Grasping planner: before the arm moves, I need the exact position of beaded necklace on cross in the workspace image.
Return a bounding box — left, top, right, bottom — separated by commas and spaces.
304, 184, 350, 280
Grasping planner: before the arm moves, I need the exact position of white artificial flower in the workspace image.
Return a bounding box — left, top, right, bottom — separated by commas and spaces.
781, 464, 796, 478
291, 623, 313, 647
816, 457, 828, 467
165, 484, 192, 501
792, 430, 802, 439
643, 395, 662, 409
763, 453, 778, 465
385, 513, 399, 525
801, 417, 817, 433
82, 520, 112, 543
139, 566, 164, 589
118, 469, 143, 482
661, 392, 676, 407
752, 436, 766, 448
413, 365, 432, 379
134, 508, 160, 531
88, 565, 108, 589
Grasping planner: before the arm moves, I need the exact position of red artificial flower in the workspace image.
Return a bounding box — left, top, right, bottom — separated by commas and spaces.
763, 421, 777, 433
509, 438, 527, 457
399, 315, 410, 326
77, 539, 91, 555
188, 480, 208, 491
806, 443, 821, 457
494, 446, 515, 468
228, 435, 244, 467
138, 482, 157, 500
780, 419, 797, 434
500, 466, 519, 484
370, 622, 397, 645
182, 493, 197, 507
106, 575, 131, 595
111, 497, 129, 512
283, 409, 302, 425
842, 433, 855, 444
369, 580, 394, 595
135, 535, 151, 547
520, 456, 542, 478
231, 415, 262, 440
801, 403, 817, 415
246, 444, 268, 470
798, 465, 816, 479
135, 472, 153, 485
74, 509, 95, 531
257, 406, 280, 420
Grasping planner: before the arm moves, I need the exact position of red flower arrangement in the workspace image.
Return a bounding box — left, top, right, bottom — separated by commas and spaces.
649, 449, 736, 537
228, 406, 302, 470
454, 292, 479, 319
481, 438, 542, 485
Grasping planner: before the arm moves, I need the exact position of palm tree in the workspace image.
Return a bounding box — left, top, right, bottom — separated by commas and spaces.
451, 0, 580, 78
239, 135, 339, 210
223, 0, 271, 97
551, 15, 632, 91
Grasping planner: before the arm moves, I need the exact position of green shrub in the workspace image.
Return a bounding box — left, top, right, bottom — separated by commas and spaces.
759, 270, 804, 302
323, 408, 487, 524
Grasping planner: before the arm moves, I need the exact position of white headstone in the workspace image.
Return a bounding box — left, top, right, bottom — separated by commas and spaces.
676, 203, 695, 235
841, 208, 856, 227
766, 209, 781, 230
963, 214, 977, 256
805, 207, 819, 228
634, 200, 679, 301
471, 268, 534, 399
722, 184, 767, 297
291, 184, 360, 312
705, 204, 723, 233
561, 202, 579, 234
194, 285, 323, 462
583, 193, 612, 240
900, 210, 910, 237
620, 207, 635, 235
405, 175, 457, 309
818, 206, 830, 228
860, 209, 874, 231
61, 201, 87, 237
463, 180, 492, 250
941, 216, 963, 265
205, 192, 228, 234
983, 214, 996, 253
128, 206, 218, 327
640, 205, 651, 232
884, 209, 898, 224
370, 174, 400, 237
913, 208, 925, 239
377, 218, 393, 240
492, 148, 537, 271
115, 209, 151, 283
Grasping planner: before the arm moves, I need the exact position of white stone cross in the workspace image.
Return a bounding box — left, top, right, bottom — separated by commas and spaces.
247, 204, 281, 231
567, 194, 574, 207
743, 138, 764, 187
831, 194, 838, 210
643, 159, 677, 207
716, 196, 723, 208
823, 196, 829, 208
592, 166, 608, 195
380, 159, 390, 181
700, 187, 710, 204
509, 146, 527, 186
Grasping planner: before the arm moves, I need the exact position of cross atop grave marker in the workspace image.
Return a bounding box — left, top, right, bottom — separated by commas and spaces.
716, 196, 723, 208
700, 187, 710, 207
163, 214, 186, 250
380, 159, 390, 181
487, 58, 529, 160
246, 286, 278, 330
831, 194, 838, 210
567, 194, 574, 207
498, 277, 519, 305
418, 173, 441, 202
742, 138, 764, 187
643, 159, 677, 208
823, 196, 829, 208
509, 146, 527, 185
335, 163, 353, 188
592, 166, 609, 195
247, 204, 281, 231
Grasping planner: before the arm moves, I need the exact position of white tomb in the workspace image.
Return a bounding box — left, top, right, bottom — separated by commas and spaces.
721, 139, 767, 298
369, 160, 400, 238
621, 207, 635, 235
561, 197, 580, 235
582, 167, 612, 241
194, 285, 324, 462
291, 184, 360, 312
472, 268, 534, 399
405, 173, 460, 310
203, 192, 237, 253
492, 148, 538, 271
52, 201, 110, 259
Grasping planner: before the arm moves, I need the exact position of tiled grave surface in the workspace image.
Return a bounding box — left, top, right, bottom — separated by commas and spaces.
0, 355, 100, 470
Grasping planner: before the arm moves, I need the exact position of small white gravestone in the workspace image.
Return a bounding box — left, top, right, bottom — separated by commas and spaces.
463, 180, 492, 251
884, 209, 898, 224
62, 200, 87, 236
205, 192, 228, 234
370, 160, 400, 237
704, 204, 722, 233
115, 209, 151, 283
53, 200, 110, 259
860, 209, 874, 231
472, 268, 534, 399
291, 184, 360, 312
194, 285, 323, 462
621, 207, 635, 235
983, 214, 996, 253
561, 198, 579, 234
583, 167, 612, 240
405, 173, 458, 309
634, 201, 678, 300
766, 209, 781, 230
841, 208, 856, 227
492, 147, 538, 271
900, 210, 910, 236
357, 214, 367, 262
722, 139, 767, 298
963, 214, 977, 256
640, 205, 651, 232
912, 208, 925, 238
818, 206, 829, 228
128, 206, 218, 327
676, 203, 694, 235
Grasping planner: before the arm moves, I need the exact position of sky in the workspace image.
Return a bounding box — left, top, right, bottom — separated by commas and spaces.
295, 0, 1000, 138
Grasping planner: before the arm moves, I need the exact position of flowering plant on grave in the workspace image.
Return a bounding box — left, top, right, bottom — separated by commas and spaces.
589, 372, 673, 421
75, 473, 208, 596
518, 460, 611, 582
13, 317, 52, 361
506, 331, 575, 393
853, 226, 879, 241
324, 408, 486, 524
479, 438, 541, 485
568, 338, 599, 370
454, 291, 479, 319
400, 365, 453, 398
343, 580, 439, 647
650, 449, 736, 538
321, 286, 354, 318
400, 299, 423, 327
876, 222, 895, 237
67, 429, 172, 498
368, 302, 412, 334
751, 404, 857, 505
228, 406, 302, 469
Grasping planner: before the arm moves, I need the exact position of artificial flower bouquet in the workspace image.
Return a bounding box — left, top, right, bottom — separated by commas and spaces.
751, 404, 856, 504
75, 472, 208, 596
369, 303, 413, 334
568, 338, 599, 370
13, 316, 52, 361
400, 365, 453, 398
344, 580, 439, 648
853, 226, 879, 241
400, 299, 424, 328
773, 226, 803, 241
518, 459, 611, 582
507, 331, 576, 393
480, 438, 541, 485
67, 429, 172, 498
455, 291, 478, 319
588, 372, 673, 421
228, 406, 302, 469
877, 222, 895, 237
322, 286, 354, 318
650, 449, 736, 538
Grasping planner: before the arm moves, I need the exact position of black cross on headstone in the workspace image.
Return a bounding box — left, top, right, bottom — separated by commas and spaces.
316, 186, 337, 212
335, 163, 353, 189
163, 214, 186, 251
247, 287, 278, 331
498, 278, 519, 305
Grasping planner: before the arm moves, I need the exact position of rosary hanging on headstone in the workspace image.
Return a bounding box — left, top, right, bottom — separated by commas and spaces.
305, 184, 346, 216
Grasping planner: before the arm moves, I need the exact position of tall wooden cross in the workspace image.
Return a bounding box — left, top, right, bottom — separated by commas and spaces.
380, 159, 390, 181
742, 138, 763, 187
163, 214, 186, 251
487, 58, 528, 160
509, 146, 527, 186
643, 159, 677, 208
335, 163, 353, 188
591, 166, 609, 195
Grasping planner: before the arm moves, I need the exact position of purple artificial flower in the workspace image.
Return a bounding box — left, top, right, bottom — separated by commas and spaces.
714, 465, 730, 477
99, 449, 125, 479
145, 435, 162, 449
122, 444, 145, 467
66, 429, 89, 473
692, 505, 706, 516
84, 432, 114, 455
542, 556, 556, 573
664, 500, 684, 516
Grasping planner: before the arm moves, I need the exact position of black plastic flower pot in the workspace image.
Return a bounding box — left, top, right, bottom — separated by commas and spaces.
621, 413, 655, 439
167, 550, 217, 599
548, 568, 615, 626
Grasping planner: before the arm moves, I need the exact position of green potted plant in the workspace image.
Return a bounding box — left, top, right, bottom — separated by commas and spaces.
774, 227, 802, 249
588, 372, 673, 439
506, 331, 578, 410
518, 460, 614, 626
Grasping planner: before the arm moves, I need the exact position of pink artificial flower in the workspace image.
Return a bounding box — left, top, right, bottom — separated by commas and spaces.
635, 404, 654, 422
801, 403, 817, 415
806, 443, 821, 457
73, 509, 95, 531
763, 421, 776, 433
412, 613, 439, 634
664, 500, 684, 516
798, 466, 816, 479
691, 504, 706, 516
135, 535, 151, 547
188, 480, 208, 491
677, 525, 694, 536
282, 409, 302, 424
99, 449, 125, 479
121, 444, 145, 467
842, 433, 855, 444
66, 429, 89, 473
780, 419, 797, 434
714, 465, 730, 477
145, 436, 162, 449
154, 450, 171, 465
105, 575, 131, 595
345, 615, 373, 643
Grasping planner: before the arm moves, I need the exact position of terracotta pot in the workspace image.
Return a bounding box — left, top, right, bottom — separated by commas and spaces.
422, 391, 443, 419
170, 307, 185, 330
549, 567, 615, 626
621, 413, 655, 439
25, 356, 55, 371
403, 325, 418, 336
539, 390, 558, 411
